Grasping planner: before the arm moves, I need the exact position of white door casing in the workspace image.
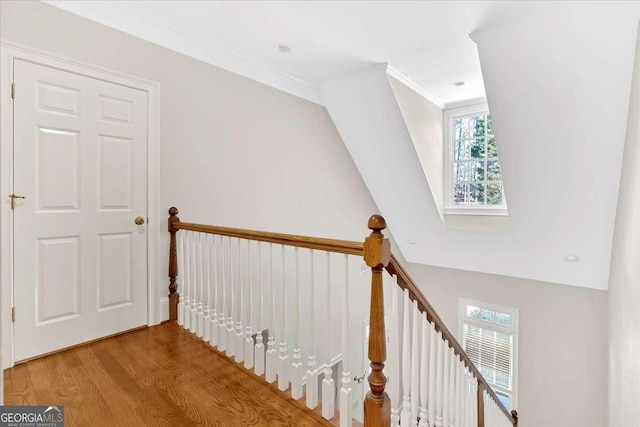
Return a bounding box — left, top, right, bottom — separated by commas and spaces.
12, 59, 149, 361
0, 40, 161, 368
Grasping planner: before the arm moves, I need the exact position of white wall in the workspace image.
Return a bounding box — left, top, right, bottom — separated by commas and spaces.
0, 0, 382, 320
608, 25, 640, 427
387, 75, 445, 219
407, 262, 608, 427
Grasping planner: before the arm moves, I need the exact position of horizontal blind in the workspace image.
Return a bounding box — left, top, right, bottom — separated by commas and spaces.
463, 323, 513, 390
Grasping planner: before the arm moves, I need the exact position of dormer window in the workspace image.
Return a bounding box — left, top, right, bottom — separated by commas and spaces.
444, 104, 507, 215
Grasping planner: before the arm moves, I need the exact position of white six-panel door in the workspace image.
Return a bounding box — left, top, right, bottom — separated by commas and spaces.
13, 59, 148, 361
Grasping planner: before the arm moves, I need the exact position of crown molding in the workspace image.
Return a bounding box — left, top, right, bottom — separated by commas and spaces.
43, 1, 322, 104
385, 64, 446, 109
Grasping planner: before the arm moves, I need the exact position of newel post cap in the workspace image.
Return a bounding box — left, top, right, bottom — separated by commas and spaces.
364, 214, 391, 268
168, 207, 180, 232
368, 214, 387, 232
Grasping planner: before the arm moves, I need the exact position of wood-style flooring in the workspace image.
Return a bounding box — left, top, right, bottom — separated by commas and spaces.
4, 323, 337, 426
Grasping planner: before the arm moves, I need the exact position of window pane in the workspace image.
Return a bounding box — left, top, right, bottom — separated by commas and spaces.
469, 183, 484, 205
471, 115, 486, 138
487, 160, 501, 181
470, 138, 485, 159
454, 118, 470, 142
487, 135, 498, 158
470, 161, 485, 182
496, 371, 511, 389
467, 305, 481, 319
454, 162, 469, 182
487, 114, 494, 135
454, 184, 467, 205
496, 391, 510, 409
496, 312, 511, 326
454, 138, 470, 161
480, 308, 495, 322
487, 183, 503, 206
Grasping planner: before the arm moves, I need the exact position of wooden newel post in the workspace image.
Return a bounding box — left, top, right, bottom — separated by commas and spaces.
511, 410, 519, 426
363, 214, 391, 427
168, 207, 180, 322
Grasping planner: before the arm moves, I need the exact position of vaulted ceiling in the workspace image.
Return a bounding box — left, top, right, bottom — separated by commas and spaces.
45, 1, 640, 289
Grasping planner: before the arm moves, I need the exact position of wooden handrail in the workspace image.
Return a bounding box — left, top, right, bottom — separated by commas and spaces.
166, 208, 516, 425
385, 250, 515, 425
175, 221, 364, 256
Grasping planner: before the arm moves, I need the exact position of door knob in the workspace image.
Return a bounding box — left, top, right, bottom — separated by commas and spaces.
135, 216, 145, 225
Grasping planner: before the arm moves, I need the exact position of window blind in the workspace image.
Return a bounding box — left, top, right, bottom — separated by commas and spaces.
463, 323, 513, 390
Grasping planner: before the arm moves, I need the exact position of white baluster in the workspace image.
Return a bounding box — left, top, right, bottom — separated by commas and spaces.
266, 243, 277, 383
291, 247, 303, 399
442, 339, 450, 426
244, 240, 254, 369
235, 238, 245, 363
411, 300, 419, 427
202, 234, 211, 341
464, 369, 472, 427
306, 249, 319, 410
389, 278, 401, 425
447, 349, 455, 427
196, 233, 205, 338
471, 378, 478, 426
177, 232, 186, 326
428, 323, 437, 427
492, 396, 495, 427
190, 232, 198, 333
418, 313, 428, 427
322, 251, 335, 420
490, 391, 496, 427
218, 236, 227, 351
184, 231, 192, 330
435, 331, 444, 427
209, 234, 219, 347
400, 289, 411, 427
339, 254, 352, 427
278, 245, 289, 391
254, 242, 265, 376
453, 356, 461, 427
226, 237, 236, 357
486, 394, 490, 427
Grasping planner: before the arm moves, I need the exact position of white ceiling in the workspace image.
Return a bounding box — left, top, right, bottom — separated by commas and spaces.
44, 0, 640, 289
321, 3, 640, 290
45, 0, 567, 107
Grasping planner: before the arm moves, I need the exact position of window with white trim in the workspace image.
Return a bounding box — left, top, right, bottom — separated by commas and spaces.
458, 298, 518, 410
444, 105, 507, 214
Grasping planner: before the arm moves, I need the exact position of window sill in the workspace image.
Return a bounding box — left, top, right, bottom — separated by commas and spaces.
444, 207, 509, 217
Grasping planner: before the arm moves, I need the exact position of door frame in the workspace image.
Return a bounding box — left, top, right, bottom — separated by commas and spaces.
0, 40, 162, 369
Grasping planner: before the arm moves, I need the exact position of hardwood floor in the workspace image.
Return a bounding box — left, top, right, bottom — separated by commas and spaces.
4, 323, 336, 426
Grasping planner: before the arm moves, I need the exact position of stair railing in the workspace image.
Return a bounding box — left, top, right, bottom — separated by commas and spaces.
167, 208, 518, 427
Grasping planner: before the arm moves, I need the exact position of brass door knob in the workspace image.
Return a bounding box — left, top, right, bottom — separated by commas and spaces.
135, 217, 145, 225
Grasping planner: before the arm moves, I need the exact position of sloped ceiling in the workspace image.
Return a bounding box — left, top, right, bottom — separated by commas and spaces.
42, 1, 640, 289
322, 5, 639, 290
